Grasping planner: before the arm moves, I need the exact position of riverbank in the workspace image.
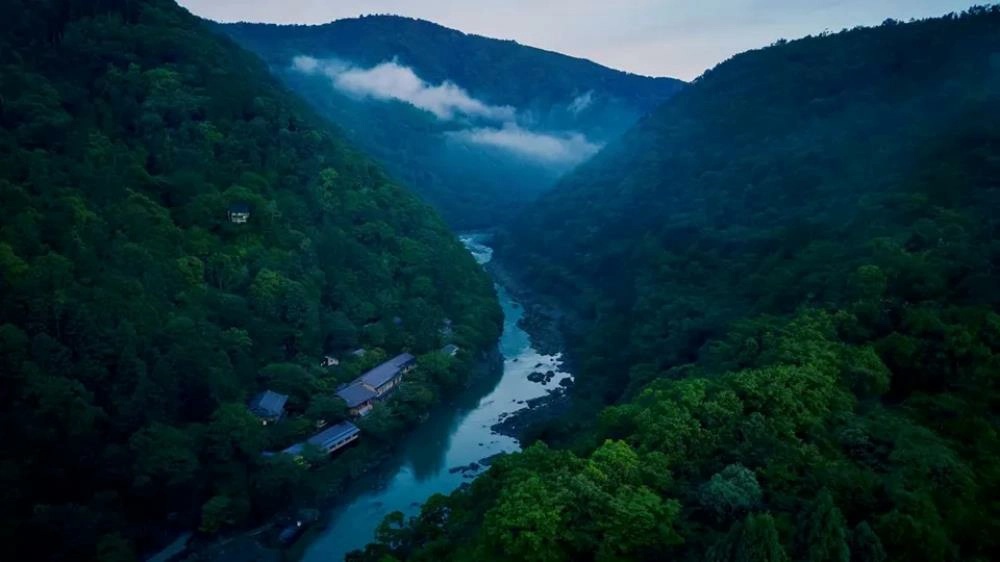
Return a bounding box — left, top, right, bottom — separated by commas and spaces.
287, 235, 572, 562
479, 248, 579, 441
176, 235, 574, 562
164, 343, 503, 562
483, 257, 566, 356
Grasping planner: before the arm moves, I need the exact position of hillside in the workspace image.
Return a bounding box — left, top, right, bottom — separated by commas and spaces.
0, 1, 500, 560
353, 7, 1000, 561
218, 16, 685, 228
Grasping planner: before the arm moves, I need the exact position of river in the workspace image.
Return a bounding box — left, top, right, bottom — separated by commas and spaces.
298, 234, 572, 561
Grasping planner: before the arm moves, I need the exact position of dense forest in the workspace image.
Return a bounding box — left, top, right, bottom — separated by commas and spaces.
0, 1, 500, 560
353, 7, 1000, 562
219, 17, 685, 228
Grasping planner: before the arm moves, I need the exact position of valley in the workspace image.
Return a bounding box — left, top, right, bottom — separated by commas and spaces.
1, 2, 998, 562
218, 16, 684, 228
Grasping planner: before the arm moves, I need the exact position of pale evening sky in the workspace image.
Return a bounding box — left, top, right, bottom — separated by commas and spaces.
178, 0, 984, 80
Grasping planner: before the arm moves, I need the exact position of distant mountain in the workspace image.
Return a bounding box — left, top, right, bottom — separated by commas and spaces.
218, 16, 684, 228
353, 7, 1000, 562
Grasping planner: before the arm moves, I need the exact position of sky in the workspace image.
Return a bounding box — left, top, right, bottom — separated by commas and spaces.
178, 0, 982, 80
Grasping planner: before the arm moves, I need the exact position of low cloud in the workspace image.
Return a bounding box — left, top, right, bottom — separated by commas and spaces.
293, 55, 602, 167
292, 56, 514, 121
568, 90, 595, 115
451, 123, 602, 166
292, 55, 321, 73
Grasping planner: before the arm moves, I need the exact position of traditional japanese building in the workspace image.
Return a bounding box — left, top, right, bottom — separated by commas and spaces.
335, 382, 377, 417
277, 421, 360, 459
248, 390, 288, 423
359, 353, 416, 398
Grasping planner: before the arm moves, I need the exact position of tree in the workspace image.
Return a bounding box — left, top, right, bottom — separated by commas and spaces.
95, 533, 135, 562
392, 382, 436, 421
483, 475, 568, 562
260, 363, 315, 405
840, 346, 891, 398
850, 522, 886, 562
251, 455, 309, 514
129, 423, 199, 489
417, 351, 454, 387
596, 485, 682, 559
709, 513, 790, 562
199, 494, 249, 534
797, 490, 849, 562
700, 464, 763, 521
306, 394, 348, 424
204, 403, 264, 462
852, 265, 887, 300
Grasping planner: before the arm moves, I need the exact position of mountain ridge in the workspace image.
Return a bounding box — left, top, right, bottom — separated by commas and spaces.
351, 7, 1000, 561
0, 1, 501, 559
217, 15, 685, 228
224, 14, 676, 81
219, 14, 685, 106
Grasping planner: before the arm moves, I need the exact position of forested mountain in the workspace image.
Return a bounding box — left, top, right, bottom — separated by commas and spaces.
353, 7, 1000, 562
218, 16, 685, 228
0, 1, 500, 560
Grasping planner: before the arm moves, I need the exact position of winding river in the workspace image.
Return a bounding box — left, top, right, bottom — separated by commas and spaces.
299, 234, 572, 562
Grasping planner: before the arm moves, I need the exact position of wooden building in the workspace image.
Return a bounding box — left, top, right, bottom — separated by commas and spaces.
335, 382, 377, 417
359, 353, 416, 398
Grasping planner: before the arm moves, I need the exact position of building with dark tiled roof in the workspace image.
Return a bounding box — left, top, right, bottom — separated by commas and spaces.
248, 390, 289, 423
307, 421, 360, 453
359, 353, 416, 397
335, 382, 377, 417
272, 421, 360, 459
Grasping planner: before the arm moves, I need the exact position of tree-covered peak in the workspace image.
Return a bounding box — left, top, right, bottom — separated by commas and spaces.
217, 16, 685, 228
0, 0, 500, 559
353, 7, 1000, 561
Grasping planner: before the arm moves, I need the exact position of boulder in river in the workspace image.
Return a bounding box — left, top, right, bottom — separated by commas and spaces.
448, 461, 482, 474
479, 452, 507, 466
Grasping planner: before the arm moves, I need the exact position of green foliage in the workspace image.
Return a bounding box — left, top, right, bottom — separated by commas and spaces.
482, 474, 567, 562
199, 494, 249, 534
849, 522, 886, 562
95, 533, 136, 562
129, 423, 199, 489
306, 394, 349, 424
709, 513, 790, 562
0, 1, 501, 559
353, 8, 1000, 562
219, 16, 684, 228
700, 465, 763, 521
797, 490, 850, 562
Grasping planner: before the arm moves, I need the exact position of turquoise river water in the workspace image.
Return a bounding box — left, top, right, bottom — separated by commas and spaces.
299, 234, 571, 561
